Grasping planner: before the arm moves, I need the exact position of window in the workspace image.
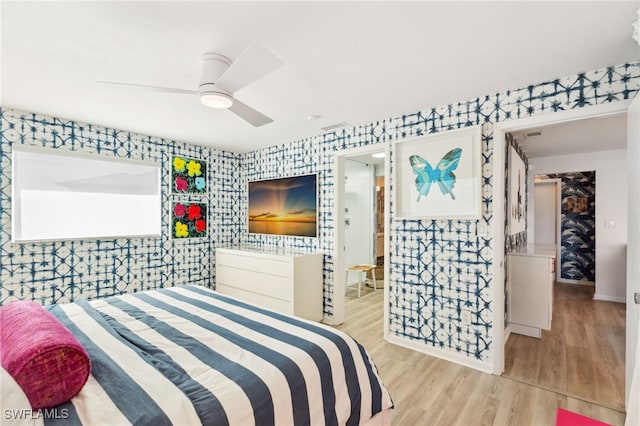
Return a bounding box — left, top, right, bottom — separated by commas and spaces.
12, 147, 161, 242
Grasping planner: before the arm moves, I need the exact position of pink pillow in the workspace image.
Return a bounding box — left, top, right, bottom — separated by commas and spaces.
0, 300, 91, 409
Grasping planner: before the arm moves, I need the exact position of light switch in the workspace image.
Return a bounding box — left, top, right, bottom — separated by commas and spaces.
604, 220, 616, 229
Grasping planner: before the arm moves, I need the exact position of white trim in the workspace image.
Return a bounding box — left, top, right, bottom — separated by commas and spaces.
333, 143, 391, 328
333, 154, 346, 325
626, 94, 640, 411
491, 123, 506, 375
321, 316, 341, 326
496, 101, 631, 132
11, 143, 160, 167
555, 179, 562, 281
387, 334, 492, 373
593, 294, 626, 303
557, 278, 594, 286
509, 323, 542, 339
492, 100, 631, 377
383, 148, 391, 340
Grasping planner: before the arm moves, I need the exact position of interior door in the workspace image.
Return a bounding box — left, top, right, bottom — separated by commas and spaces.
534, 180, 557, 245
626, 94, 640, 416
344, 160, 374, 274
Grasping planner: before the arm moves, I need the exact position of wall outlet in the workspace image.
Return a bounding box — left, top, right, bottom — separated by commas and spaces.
461, 311, 472, 326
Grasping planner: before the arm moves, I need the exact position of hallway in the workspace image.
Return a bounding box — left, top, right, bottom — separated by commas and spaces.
504, 282, 626, 410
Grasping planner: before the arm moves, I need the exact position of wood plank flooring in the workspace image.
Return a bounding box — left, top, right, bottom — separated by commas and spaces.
504, 282, 626, 411
334, 286, 626, 426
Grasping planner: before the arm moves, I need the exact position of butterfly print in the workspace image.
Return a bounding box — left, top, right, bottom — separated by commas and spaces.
409, 148, 462, 202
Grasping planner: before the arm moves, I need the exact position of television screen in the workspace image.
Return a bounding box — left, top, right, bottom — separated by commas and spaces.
248, 174, 317, 237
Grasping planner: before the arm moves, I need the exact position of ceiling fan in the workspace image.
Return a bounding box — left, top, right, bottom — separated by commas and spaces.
97, 44, 283, 127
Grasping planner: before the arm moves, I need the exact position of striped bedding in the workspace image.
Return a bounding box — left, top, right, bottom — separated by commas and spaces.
43, 285, 393, 425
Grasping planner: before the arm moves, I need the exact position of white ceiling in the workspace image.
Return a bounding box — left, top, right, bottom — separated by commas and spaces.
2, 1, 639, 153
514, 113, 628, 159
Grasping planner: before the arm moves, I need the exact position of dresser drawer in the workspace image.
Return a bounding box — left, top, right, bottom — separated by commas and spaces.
216, 285, 292, 315
250, 257, 291, 277
249, 272, 291, 301
217, 265, 250, 288
217, 251, 250, 270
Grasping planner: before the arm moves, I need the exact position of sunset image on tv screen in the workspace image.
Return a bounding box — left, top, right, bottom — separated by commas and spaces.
248, 174, 317, 237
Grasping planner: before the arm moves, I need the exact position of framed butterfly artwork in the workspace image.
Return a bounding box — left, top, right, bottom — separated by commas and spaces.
394, 126, 482, 219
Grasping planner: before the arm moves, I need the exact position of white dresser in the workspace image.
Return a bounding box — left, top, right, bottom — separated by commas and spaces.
215, 246, 323, 322
507, 245, 556, 338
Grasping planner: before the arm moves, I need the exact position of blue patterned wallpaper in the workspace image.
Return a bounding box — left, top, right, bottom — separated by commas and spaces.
1, 62, 638, 367
238, 62, 639, 363
539, 171, 596, 282
0, 110, 241, 305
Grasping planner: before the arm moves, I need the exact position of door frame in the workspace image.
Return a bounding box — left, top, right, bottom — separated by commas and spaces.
343, 158, 376, 275
331, 143, 391, 332
625, 93, 640, 409
491, 100, 631, 376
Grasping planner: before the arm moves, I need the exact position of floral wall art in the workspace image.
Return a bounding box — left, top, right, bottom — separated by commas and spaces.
172, 202, 207, 239
172, 155, 207, 194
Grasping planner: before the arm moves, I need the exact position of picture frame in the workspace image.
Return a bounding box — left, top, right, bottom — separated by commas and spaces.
248, 174, 318, 237
394, 126, 482, 219
508, 145, 526, 235
171, 155, 207, 194
171, 201, 207, 239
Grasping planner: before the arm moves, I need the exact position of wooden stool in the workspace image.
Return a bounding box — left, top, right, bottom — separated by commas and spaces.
345, 264, 377, 298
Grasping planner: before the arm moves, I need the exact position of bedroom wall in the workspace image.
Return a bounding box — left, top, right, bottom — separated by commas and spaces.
239, 62, 639, 366
530, 150, 628, 303
0, 109, 241, 305
1, 62, 637, 368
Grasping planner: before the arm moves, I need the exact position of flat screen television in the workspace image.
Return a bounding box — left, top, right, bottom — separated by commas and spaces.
248, 174, 317, 237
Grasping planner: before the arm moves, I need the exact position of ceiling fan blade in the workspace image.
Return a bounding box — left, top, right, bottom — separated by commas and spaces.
216, 44, 283, 94
97, 81, 197, 95
228, 98, 273, 127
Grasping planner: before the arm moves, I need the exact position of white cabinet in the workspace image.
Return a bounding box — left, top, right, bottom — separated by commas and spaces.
215, 247, 323, 322
508, 245, 556, 338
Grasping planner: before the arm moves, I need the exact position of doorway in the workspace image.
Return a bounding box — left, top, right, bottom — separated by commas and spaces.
332, 144, 390, 332
497, 114, 628, 411
533, 178, 559, 244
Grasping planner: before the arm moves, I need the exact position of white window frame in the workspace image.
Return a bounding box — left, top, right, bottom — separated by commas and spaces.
12, 146, 162, 242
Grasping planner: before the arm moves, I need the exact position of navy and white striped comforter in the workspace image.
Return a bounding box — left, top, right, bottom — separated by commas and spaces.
45, 285, 393, 425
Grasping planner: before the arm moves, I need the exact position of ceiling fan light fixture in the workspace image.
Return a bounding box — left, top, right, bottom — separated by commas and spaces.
200, 91, 233, 109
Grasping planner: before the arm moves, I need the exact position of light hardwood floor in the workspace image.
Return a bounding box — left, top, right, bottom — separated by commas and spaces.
504, 282, 626, 411
334, 287, 626, 426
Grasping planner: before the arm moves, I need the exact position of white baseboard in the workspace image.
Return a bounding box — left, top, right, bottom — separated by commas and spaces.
557, 278, 594, 286
321, 314, 343, 326
386, 334, 492, 374
593, 294, 626, 303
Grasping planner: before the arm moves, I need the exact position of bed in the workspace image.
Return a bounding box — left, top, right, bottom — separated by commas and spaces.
2, 285, 393, 425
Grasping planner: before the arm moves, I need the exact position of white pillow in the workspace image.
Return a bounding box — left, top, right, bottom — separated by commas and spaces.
0, 366, 43, 426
